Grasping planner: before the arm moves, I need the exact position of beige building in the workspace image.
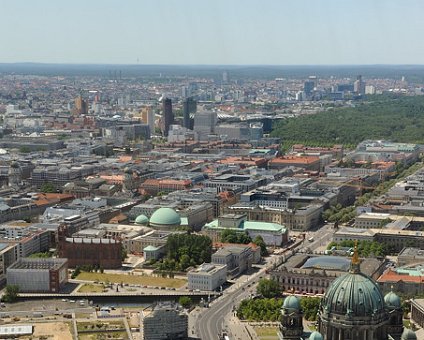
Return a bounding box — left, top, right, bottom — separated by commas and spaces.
225, 204, 322, 231
334, 227, 424, 252
271, 254, 386, 295
187, 263, 227, 291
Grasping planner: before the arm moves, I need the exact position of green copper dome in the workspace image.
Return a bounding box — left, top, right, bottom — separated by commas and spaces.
401, 328, 417, 340
135, 214, 149, 225
384, 291, 401, 309
283, 295, 301, 312
321, 271, 385, 317
309, 331, 323, 340
149, 207, 181, 227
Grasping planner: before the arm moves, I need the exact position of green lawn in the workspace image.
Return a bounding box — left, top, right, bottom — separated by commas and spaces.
78, 284, 105, 293
254, 327, 279, 340
76, 272, 186, 288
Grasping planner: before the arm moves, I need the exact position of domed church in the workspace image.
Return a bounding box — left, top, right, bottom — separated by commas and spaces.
278, 242, 416, 340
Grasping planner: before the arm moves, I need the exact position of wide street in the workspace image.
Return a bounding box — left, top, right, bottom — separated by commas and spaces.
192, 267, 266, 340
192, 223, 336, 339
298, 223, 336, 254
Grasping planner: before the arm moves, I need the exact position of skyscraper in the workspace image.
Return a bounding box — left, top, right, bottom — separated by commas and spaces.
354, 75, 366, 95
303, 81, 315, 97
183, 97, 197, 129
74, 95, 88, 115
194, 110, 217, 141
141, 106, 155, 135
161, 98, 173, 136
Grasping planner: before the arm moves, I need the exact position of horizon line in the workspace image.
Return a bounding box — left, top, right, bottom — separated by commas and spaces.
1, 62, 424, 67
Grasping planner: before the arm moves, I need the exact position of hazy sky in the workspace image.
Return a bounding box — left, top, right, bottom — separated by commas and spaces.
1, 0, 423, 65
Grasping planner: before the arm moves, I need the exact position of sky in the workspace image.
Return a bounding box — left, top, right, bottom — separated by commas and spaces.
0, 0, 423, 65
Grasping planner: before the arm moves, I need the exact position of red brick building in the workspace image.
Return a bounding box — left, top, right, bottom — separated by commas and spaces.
58, 227, 122, 269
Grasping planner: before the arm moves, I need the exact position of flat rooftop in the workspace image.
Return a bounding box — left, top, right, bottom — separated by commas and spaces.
8, 258, 67, 271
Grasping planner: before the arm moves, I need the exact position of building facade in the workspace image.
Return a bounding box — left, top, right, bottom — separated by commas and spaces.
6, 258, 68, 293
187, 263, 227, 291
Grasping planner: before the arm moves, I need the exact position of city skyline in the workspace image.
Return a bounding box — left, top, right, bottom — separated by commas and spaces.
1, 0, 424, 65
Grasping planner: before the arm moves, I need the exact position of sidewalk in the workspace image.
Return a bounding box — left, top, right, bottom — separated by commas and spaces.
223, 315, 260, 340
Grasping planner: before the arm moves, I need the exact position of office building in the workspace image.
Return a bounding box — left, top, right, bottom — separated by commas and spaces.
141, 106, 155, 135
212, 244, 253, 277
143, 303, 188, 340
183, 97, 196, 129
303, 80, 315, 97
74, 95, 88, 115
161, 98, 173, 136
193, 111, 217, 141
6, 258, 68, 293
354, 75, 366, 95
187, 263, 227, 291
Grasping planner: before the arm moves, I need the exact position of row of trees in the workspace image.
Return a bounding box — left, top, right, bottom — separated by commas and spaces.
157, 233, 212, 272
327, 240, 392, 257
220, 229, 251, 244
271, 95, 424, 146
237, 295, 321, 322
237, 298, 284, 321
220, 229, 268, 256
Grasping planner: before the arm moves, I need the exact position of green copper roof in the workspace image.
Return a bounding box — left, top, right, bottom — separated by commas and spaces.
135, 214, 149, 225
283, 295, 301, 312
149, 207, 181, 226
309, 331, 323, 340
322, 272, 385, 317
384, 291, 401, 309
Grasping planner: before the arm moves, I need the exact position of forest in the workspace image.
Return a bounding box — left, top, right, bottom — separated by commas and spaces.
271, 95, 424, 148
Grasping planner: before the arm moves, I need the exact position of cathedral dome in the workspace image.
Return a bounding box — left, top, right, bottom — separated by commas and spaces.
309, 331, 323, 340
384, 291, 401, 309
283, 295, 301, 312
401, 328, 417, 340
321, 271, 385, 317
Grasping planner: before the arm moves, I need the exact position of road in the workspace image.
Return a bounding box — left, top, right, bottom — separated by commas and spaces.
194, 267, 266, 340
298, 223, 335, 253
193, 224, 335, 339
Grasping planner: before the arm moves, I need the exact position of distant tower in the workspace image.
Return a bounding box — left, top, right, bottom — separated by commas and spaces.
183, 97, 197, 129
303, 80, 315, 97
74, 95, 88, 115
354, 75, 366, 95
141, 106, 155, 135
222, 71, 229, 83
161, 98, 173, 136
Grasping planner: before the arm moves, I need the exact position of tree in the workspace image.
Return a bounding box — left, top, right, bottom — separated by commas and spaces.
300, 297, 321, 321
40, 182, 56, 193
71, 266, 81, 279
237, 298, 284, 321
220, 229, 252, 244
256, 278, 280, 298
2, 285, 19, 302
178, 296, 192, 309
159, 233, 213, 271
121, 246, 128, 262
253, 235, 268, 256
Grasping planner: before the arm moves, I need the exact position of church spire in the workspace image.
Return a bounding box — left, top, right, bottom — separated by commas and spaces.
350, 240, 361, 273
